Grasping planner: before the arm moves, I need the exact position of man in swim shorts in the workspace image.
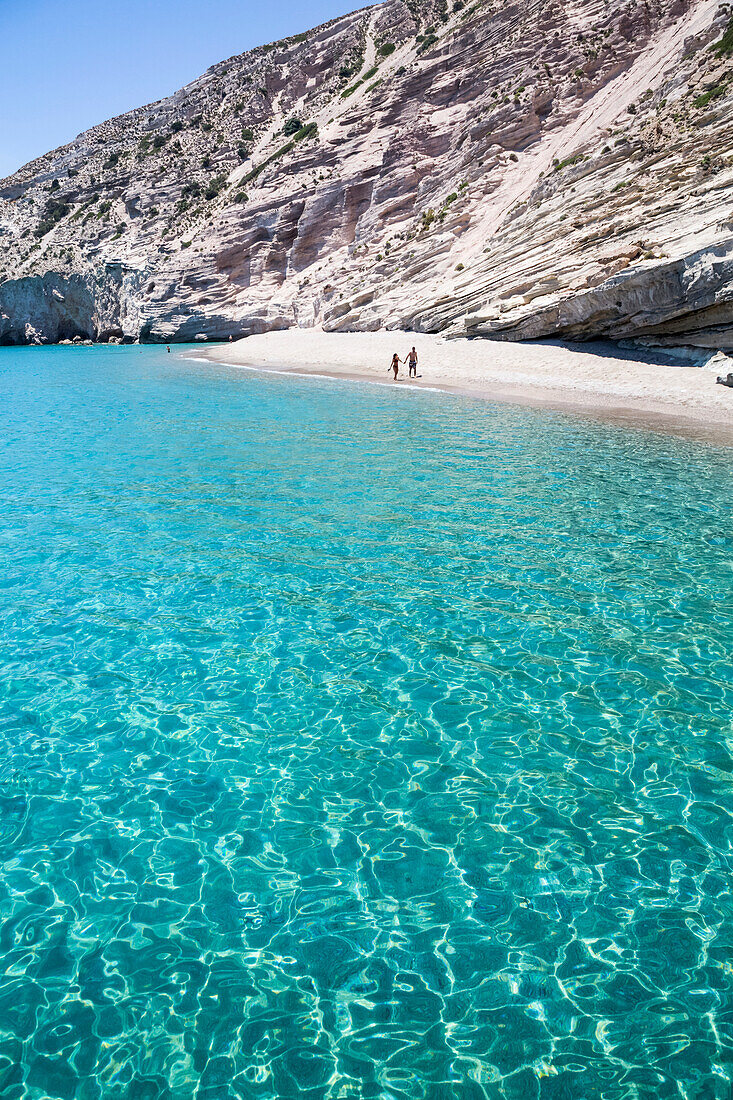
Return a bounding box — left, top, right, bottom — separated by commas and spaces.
406, 346, 418, 378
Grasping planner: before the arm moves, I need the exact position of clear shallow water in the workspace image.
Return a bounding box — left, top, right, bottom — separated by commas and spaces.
0, 344, 732, 1100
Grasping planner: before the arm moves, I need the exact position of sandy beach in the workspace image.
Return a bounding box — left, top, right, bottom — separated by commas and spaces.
191, 330, 733, 444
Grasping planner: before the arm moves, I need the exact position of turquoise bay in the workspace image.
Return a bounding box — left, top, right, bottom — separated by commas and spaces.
1, 344, 732, 1099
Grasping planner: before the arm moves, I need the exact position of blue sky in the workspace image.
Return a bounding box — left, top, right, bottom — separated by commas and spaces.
0, 0, 368, 178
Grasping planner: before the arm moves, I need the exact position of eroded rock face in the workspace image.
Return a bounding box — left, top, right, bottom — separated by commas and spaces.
1, 0, 732, 350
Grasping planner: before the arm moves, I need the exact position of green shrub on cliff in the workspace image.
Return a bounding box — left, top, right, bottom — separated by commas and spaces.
205, 174, 228, 200
553, 152, 586, 171
283, 117, 303, 136
242, 122, 318, 185
34, 198, 70, 238
341, 80, 363, 98
378, 42, 396, 56
694, 84, 727, 109
713, 16, 733, 56
339, 53, 364, 82
417, 33, 438, 52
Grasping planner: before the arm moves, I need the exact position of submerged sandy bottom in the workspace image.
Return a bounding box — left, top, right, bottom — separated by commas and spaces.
191, 330, 733, 444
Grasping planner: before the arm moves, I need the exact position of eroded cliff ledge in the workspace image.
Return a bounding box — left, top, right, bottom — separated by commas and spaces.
1, 0, 732, 352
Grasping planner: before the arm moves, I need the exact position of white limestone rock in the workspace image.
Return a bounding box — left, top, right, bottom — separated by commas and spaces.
0, 0, 731, 353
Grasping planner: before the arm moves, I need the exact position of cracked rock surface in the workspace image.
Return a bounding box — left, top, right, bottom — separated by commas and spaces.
1, 0, 732, 350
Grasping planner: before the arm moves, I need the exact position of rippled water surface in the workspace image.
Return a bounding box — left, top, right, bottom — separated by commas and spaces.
1, 345, 732, 1099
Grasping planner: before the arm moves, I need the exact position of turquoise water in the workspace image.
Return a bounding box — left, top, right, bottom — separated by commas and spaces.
1, 344, 732, 1100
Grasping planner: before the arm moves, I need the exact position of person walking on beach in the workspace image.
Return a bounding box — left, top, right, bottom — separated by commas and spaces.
389, 353, 401, 381
406, 346, 418, 378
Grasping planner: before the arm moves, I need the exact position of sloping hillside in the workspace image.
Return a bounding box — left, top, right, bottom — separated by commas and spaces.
0, 0, 731, 349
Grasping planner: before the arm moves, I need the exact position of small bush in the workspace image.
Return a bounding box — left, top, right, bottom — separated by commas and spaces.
170, 120, 183, 133
363, 65, 378, 80
417, 34, 438, 52
241, 122, 318, 185
713, 15, 733, 56
181, 240, 191, 248
49, 179, 60, 192
283, 117, 303, 136
241, 127, 254, 140
234, 191, 249, 203
339, 54, 364, 81
378, 42, 396, 56
204, 173, 228, 200
694, 84, 726, 109
553, 152, 586, 171
152, 134, 168, 149
341, 80, 363, 98
201, 121, 213, 132
34, 198, 70, 237
182, 182, 201, 197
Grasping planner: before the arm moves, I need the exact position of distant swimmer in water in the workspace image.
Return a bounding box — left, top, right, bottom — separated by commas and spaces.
389, 353, 400, 380
406, 346, 418, 378
166, 345, 171, 353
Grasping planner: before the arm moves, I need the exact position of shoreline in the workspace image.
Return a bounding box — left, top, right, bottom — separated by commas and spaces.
186, 331, 733, 446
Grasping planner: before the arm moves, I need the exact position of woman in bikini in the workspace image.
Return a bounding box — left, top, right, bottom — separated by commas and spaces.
389, 353, 401, 380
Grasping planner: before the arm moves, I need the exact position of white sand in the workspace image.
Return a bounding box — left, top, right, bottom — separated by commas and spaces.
190, 330, 733, 443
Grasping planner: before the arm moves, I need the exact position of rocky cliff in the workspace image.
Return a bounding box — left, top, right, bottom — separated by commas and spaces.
1, 0, 732, 350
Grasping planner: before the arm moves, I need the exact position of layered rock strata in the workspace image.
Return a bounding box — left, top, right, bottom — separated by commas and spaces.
1, 0, 732, 351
